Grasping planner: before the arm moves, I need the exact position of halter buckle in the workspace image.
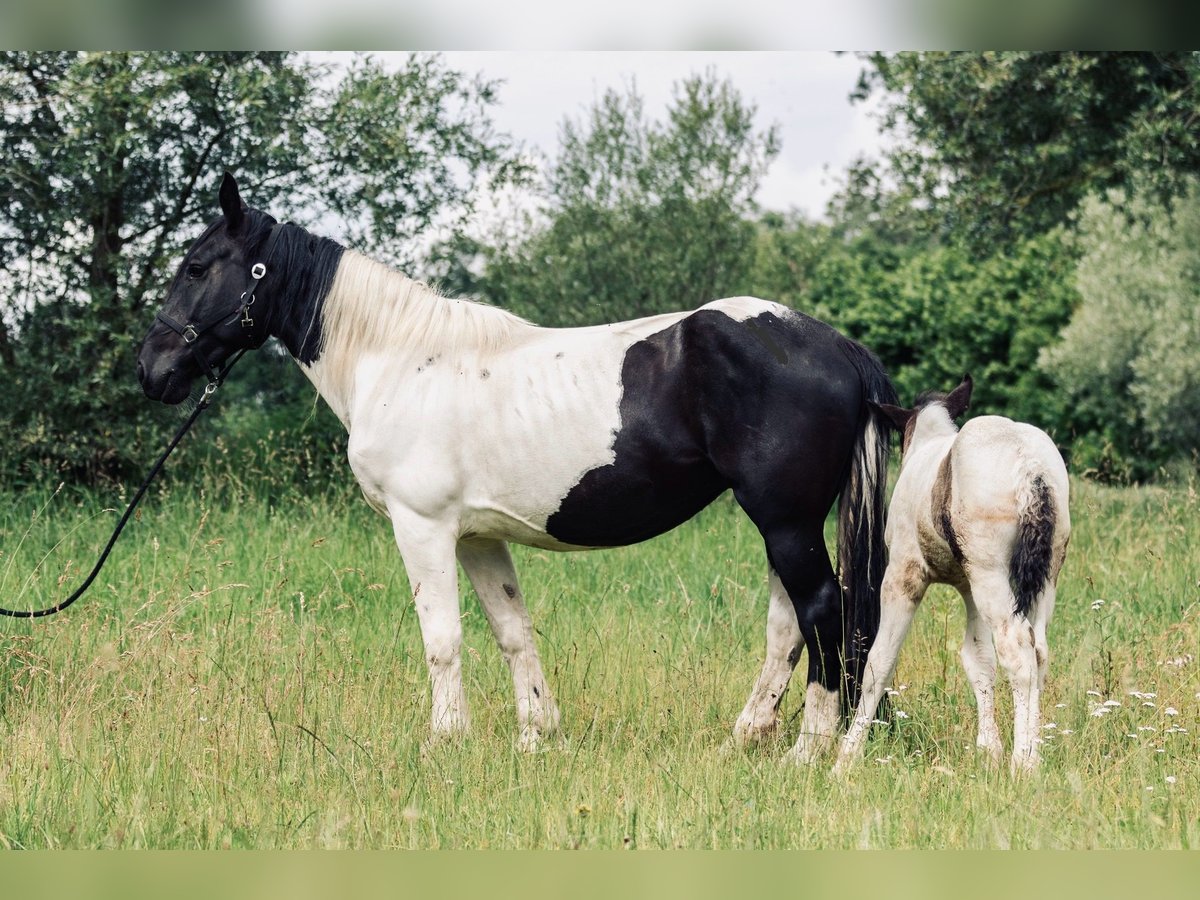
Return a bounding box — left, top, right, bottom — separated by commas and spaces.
182, 324, 199, 344
201, 382, 219, 404
250, 263, 266, 280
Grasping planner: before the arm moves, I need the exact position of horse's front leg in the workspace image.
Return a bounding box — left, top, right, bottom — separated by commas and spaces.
389, 512, 469, 743
457, 539, 560, 751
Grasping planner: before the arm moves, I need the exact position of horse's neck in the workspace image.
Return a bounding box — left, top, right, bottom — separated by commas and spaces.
289, 249, 529, 428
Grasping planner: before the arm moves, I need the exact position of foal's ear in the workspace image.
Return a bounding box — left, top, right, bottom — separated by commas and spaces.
869, 400, 916, 432
944, 373, 973, 420
219, 171, 246, 233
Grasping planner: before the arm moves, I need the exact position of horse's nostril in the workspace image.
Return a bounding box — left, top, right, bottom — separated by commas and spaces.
137, 360, 145, 384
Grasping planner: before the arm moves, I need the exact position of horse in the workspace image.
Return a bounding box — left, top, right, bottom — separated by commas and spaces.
833, 375, 1070, 774
137, 173, 897, 760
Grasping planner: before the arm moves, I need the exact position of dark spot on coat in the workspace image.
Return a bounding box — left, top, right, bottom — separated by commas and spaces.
555, 352, 565, 359
502, 583, 517, 599
532, 685, 540, 698
480, 369, 490, 379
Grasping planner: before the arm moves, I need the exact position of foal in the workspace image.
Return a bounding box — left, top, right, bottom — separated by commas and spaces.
834, 375, 1070, 774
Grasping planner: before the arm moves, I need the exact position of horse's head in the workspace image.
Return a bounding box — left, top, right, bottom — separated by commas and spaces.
138, 173, 278, 404
871, 374, 973, 455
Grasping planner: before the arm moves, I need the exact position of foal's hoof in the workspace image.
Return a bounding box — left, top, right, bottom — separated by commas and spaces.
1009, 753, 1041, 776
517, 726, 563, 754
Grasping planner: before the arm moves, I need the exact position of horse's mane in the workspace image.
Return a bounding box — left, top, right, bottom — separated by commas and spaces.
319, 250, 530, 363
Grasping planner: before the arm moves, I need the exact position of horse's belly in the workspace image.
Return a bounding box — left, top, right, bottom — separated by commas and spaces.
543, 459, 728, 548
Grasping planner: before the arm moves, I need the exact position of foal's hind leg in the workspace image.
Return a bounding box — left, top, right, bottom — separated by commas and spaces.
970, 571, 1042, 772
959, 587, 1005, 764
457, 539, 560, 751
733, 568, 803, 745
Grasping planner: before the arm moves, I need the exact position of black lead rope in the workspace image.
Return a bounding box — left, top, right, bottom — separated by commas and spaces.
0, 228, 279, 620
0, 352, 246, 619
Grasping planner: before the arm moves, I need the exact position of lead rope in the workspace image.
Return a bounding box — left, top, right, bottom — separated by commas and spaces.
0, 352, 247, 619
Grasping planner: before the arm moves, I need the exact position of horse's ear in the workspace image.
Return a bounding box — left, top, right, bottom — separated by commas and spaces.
219, 172, 246, 233
944, 373, 973, 420
869, 400, 916, 433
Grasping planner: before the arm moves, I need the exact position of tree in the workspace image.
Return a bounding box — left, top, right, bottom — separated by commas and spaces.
0, 51, 524, 485
474, 72, 779, 326
1040, 183, 1200, 480
844, 51, 1200, 247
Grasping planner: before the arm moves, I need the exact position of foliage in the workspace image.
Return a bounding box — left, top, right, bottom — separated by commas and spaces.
1040, 183, 1200, 481
472, 72, 779, 326
746, 217, 1078, 437
845, 51, 1200, 248
0, 51, 523, 486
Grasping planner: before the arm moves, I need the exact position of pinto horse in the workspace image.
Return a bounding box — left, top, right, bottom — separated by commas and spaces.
138, 174, 896, 760
834, 376, 1070, 774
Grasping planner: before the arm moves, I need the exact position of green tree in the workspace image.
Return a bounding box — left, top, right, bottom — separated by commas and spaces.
474, 72, 779, 326
845, 51, 1200, 247
1040, 183, 1200, 481
0, 51, 524, 485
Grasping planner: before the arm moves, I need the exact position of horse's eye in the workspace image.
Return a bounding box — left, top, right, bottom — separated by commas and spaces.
186, 263, 206, 279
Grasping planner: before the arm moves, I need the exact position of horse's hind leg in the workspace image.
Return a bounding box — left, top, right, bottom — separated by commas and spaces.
756, 524, 844, 765
457, 539, 560, 751
970, 570, 1042, 773
733, 568, 803, 745
959, 586, 1005, 764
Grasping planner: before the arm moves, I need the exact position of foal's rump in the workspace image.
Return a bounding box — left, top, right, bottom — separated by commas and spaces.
953, 417, 1070, 615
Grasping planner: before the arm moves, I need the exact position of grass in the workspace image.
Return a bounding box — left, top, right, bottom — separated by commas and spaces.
0, 470, 1197, 848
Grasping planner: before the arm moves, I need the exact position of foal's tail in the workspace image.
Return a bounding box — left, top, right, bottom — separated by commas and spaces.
1011, 468, 1058, 619
836, 340, 897, 714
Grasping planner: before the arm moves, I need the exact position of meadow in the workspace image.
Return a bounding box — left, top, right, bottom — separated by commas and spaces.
0, 462, 1196, 849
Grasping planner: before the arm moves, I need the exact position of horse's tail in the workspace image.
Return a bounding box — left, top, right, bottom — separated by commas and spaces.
836, 339, 897, 715
1010, 467, 1058, 619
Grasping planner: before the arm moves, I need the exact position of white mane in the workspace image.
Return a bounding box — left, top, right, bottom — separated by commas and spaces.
319, 250, 530, 362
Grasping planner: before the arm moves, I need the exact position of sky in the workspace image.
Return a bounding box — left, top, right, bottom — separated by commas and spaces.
390, 51, 892, 219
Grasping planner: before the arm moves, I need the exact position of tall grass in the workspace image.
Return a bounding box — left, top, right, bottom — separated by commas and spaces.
0, 469, 1196, 848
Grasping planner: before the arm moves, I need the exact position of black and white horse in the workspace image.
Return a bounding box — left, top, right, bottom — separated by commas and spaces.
138, 174, 896, 760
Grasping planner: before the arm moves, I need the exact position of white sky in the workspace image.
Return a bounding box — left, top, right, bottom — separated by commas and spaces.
393, 51, 891, 219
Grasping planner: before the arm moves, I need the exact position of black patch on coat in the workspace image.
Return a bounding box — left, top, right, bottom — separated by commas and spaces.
545, 310, 868, 550
931, 452, 965, 565
502, 583, 517, 599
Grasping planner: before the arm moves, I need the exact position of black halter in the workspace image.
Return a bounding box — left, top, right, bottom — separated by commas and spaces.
154, 225, 280, 397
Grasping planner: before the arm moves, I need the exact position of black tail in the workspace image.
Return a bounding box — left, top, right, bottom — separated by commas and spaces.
836, 340, 897, 714
1010, 474, 1056, 618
